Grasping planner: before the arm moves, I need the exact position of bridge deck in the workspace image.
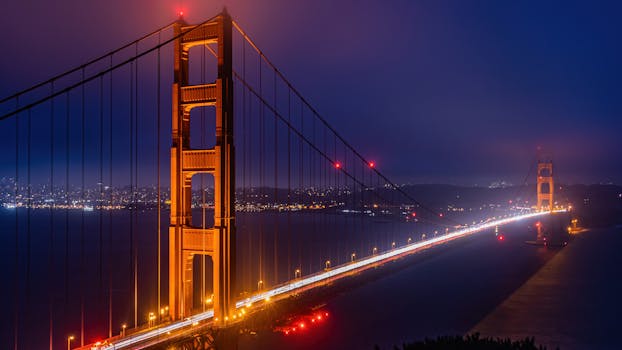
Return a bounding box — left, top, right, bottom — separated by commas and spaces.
88, 210, 561, 350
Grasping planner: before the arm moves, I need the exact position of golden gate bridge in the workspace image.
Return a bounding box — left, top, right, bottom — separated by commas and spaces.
0, 9, 564, 350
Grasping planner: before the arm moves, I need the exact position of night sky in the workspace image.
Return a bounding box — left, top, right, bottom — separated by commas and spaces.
1, 0, 620, 185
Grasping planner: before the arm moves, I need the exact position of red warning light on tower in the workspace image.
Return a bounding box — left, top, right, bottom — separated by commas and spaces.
334, 162, 341, 169
368, 161, 375, 168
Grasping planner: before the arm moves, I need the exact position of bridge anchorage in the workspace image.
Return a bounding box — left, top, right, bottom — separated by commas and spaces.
169, 8, 236, 333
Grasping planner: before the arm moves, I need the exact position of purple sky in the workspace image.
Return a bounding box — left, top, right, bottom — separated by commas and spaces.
1, 0, 620, 185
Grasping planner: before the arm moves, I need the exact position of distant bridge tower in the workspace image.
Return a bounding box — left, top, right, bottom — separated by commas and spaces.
536, 160, 554, 211
169, 10, 235, 324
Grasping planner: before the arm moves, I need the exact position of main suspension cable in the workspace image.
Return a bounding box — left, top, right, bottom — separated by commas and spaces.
1, 14, 220, 121
0, 21, 176, 104
233, 72, 438, 224
232, 21, 455, 225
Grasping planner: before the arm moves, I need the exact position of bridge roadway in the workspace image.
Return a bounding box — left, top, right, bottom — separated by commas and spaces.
85, 210, 562, 350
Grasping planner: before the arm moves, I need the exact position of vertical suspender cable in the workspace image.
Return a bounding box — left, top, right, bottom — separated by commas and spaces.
242, 37, 249, 292
13, 97, 19, 350
322, 128, 331, 261
347, 146, 352, 260
241, 25, 247, 291
286, 90, 291, 282
64, 92, 70, 324
99, 74, 105, 328
309, 109, 314, 273
273, 69, 278, 284
129, 58, 135, 328
156, 31, 162, 324
333, 133, 338, 262
49, 81, 55, 350
377, 169, 384, 248
335, 135, 340, 261
360, 160, 364, 255
80, 67, 86, 347
345, 142, 349, 259
134, 43, 139, 328
247, 92, 254, 291
108, 55, 114, 338
298, 100, 303, 271
25, 109, 31, 348
201, 41, 206, 311
258, 54, 263, 286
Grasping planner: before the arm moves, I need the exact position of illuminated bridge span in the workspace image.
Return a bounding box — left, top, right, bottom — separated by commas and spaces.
100, 210, 562, 349
0, 9, 561, 350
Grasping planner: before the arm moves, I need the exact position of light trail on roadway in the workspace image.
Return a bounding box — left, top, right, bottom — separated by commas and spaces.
97, 210, 563, 349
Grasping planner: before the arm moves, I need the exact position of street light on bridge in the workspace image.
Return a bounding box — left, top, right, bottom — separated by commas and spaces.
350, 253, 356, 262
325, 260, 331, 270
295, 268, 301, 279
160, 305, 169, 316
67, 335, 75, 350
372, 247, 378, 255
121, 323, 127, 337
257, 280, 264, 291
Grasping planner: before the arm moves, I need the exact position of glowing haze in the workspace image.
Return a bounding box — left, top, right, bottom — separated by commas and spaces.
0, 0, 620, 185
